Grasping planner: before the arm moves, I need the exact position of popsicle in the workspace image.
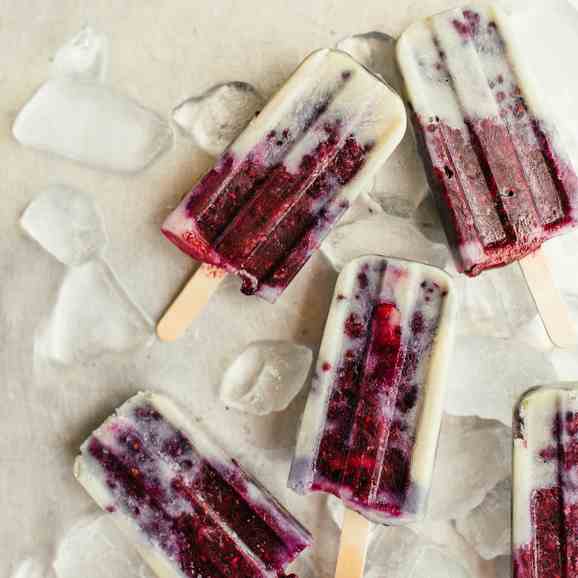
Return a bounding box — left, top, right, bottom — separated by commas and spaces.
75, 392, 312, 578
397, 3, 578, 347
289, 256, 455, 576
513, 386, 578, 578
157, 48, 406, 341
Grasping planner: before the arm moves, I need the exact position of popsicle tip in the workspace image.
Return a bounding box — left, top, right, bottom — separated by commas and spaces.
155, 318, 184, 342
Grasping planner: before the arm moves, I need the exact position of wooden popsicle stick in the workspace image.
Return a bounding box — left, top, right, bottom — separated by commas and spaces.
334, 509, 371, 578
519, 249, 577, 349
156, 263, 227, 342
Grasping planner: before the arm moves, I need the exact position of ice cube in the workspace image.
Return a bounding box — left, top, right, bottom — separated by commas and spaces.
173, 82, 264, 156
220, 340, 313, 415
456, 479, 511, 560
410, 519, 491, 577
452, 263, 537, 338
412, 194, 447, 244
51, 27, 109, 82
366, 529, 472, 578
376, 194, 416, 218
321, 213, 449, 272
13, 78, 172, 173
53, 515, 154, 578
365, 526, 423, 578
369, 129, 429, 216
20, 185, 107, 266
428, 416, 511, 521
336, 32, 400, 91
35, 260, 153, 365
444, 336, 557, 426
340, 190, 383, 225
409, 547, 471, 578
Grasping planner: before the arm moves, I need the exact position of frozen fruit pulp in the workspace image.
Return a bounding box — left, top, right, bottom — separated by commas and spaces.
88, 402, 309, 578
514, 410, 578, 578
310, 262, 445, 518
401, 6, 578, 276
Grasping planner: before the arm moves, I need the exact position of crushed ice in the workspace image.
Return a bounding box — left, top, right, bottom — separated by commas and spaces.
444, 336, 557, 426
20, 185, 107, 266
451, 263, 537, 338
456, 479, 511, 560
340, 190, 383, 225
428, 415, 511, 521
409, 547, 471, 578
35, 260, 153, 365
365, 526, 472, 578
10, 9, 578, 578
173, 82, 264, 155
21, 186, 153, 365
321, 212, 449, 271
220, 340, 313, 415
13, 28, 172, 173
52, 515, 154, 578
336, 32, 400, 91
365, 526, 423, 578
13, 79, 172, 173
51, 27, 109, 82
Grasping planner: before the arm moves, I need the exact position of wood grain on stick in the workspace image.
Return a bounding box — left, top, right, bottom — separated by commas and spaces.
334, 509, 371, 578
520, 249, 577, 349
156, 263, 226, 342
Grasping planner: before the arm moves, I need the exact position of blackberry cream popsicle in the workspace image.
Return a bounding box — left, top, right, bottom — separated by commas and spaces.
75, 392, 312, 578
158, 48, 406, 341
513, 387, 578, 578
397, 4, 578, 346
289, 256, 455, 576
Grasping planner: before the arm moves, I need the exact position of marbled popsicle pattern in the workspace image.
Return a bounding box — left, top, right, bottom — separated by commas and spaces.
289, 256, 455, 524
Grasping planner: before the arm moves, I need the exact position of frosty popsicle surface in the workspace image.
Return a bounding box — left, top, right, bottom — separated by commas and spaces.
162, 48, 406, 302
75, 392, 312, 578
513, 386, 578, 578
289, 256, 456, 524
397, 3, 578, 277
